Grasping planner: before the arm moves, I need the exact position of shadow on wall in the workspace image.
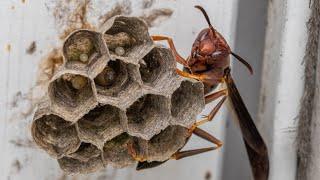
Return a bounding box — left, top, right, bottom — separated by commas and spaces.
222, 0, 269, 179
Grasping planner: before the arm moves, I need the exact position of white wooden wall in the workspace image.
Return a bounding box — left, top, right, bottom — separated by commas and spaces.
258, 0, 310, 180
0, 0, 238, 180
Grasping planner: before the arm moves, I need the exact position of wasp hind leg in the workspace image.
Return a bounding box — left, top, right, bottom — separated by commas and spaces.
170, 91, 226, 160
172, 127, 222, 160
136, 127, 222, 170
171, 90, 226, 159
135, 90, 226, 170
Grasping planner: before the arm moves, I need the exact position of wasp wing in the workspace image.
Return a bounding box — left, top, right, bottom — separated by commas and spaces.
225, 72, 269, 180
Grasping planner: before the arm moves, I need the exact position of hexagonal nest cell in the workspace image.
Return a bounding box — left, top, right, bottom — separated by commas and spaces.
146, 125, 190, 162
171, 80, 205, 127
94, 59, 129, 97
48, 73, 96, 121
77, 104, 125, 148
102, 133, 135, 168
139, 47, 165, 84
103, 16, 153, 59
31, 114, 80, 158
139, 47, 177, 88
67, 142, 101, 161
126, 94, 170, 139
32, 16, 206, 174
58, 142, 103, 174
63, 30, 108, 70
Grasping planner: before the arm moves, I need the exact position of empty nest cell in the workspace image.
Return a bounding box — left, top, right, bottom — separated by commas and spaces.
63, 30, 108, 70
139, 47, 176, 86
49, 74, 94, 109
126, 94, 170, 139
58, 142, 103, 174
31, 114, 80, 158
139, 48, 163, 84
102, 133, 135, 168
104, 16, 152, 58
94, 59, 130, 97
77, 104, 124, 148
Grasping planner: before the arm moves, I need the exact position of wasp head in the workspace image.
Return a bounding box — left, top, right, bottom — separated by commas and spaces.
188, 6, 231, 72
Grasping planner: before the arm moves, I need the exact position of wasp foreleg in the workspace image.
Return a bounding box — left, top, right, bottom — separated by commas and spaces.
152, 35, 188, 66
175, 69, 210, 81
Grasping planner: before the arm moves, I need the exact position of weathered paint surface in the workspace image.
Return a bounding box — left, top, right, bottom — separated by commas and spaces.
258, 0, 310, 180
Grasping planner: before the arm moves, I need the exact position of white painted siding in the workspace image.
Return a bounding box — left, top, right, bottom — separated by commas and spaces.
258, 0, 310, 180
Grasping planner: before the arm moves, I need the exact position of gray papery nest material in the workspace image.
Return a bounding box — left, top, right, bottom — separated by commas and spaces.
31, 16, 205, 174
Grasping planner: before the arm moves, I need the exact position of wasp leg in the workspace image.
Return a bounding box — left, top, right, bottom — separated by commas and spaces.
172, 127, 222, 160
152, 35, 188, 67
175, 69, 210, 82
189, 96, 227, 133
205, 89, 228, 104
172, 148, 215, 160
135, 129, 223, 169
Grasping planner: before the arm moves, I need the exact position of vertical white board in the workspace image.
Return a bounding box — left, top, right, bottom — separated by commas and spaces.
258, 0, 310, 179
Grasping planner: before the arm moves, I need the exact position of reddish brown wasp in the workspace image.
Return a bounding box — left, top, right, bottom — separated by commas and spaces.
129, 5, 269, 180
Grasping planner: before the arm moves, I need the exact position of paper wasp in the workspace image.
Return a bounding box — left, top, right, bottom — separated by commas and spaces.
128, 5, 269, 180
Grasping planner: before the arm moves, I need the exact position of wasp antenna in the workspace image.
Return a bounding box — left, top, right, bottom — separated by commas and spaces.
194, 5, 213, 28
231, 52, 254, 75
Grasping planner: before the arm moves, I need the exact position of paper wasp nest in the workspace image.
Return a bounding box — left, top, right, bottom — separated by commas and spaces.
31, 16, 205, 174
